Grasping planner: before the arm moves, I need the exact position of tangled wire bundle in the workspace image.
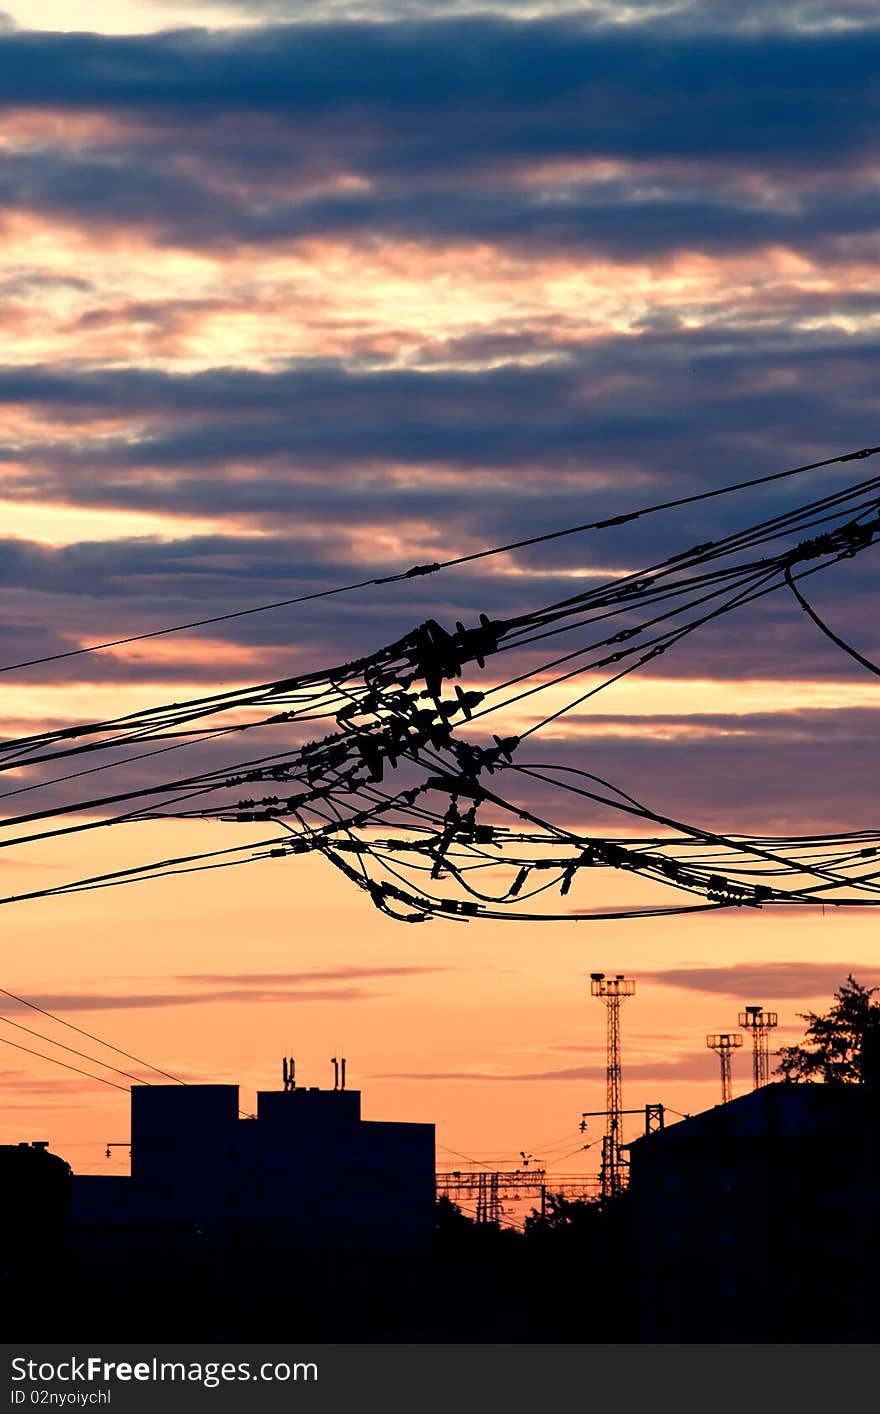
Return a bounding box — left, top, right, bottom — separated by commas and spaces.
2, 448, 879, 922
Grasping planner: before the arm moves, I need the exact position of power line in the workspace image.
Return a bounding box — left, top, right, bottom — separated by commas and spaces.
0, 1032, 131, 1092
0, 1013, 149, 1087
412, 444, 880, 572
0, 985, 260, 1120
784, 564, 880, 678
0, 442, 875, 677
0, 456, 876, 921
0, 985, 185, 1084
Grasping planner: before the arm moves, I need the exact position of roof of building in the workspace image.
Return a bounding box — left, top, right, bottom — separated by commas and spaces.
626, 1080, 877, 1155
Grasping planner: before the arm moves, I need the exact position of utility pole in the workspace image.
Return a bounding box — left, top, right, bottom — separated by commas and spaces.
706, 1032, 742, 1104
474, 1171, 502, 1224
590, 972, 635, 1200
738, 1006, 778, 1088
644, 1103, 665, 1133
580, 1106, 665, 1135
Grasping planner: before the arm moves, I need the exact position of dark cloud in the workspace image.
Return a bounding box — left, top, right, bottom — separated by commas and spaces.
1, 327, 879, 495
642, 961, 880, 999
0, 17, 873, 294
4, 147, 880, 260
0, 19, 876, 258
0, 553, 875, 701
0, 19, 876, 165
509, 723, 880, 833
14, 524, 876, 695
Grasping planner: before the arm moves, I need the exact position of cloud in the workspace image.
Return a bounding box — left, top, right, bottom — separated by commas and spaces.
178, 966, 451, 982
0, 20, 876, 266
1, 986, 393, 1011
0, 1067, 103, 1096
0, 9, 876, 916
0, 19, 875, 160
4, 148, 879, 261
375, 1053, 722, 1081
1, 330, 879, 510
642, 961, 880, 999
147, 0, 880, 26
0, 971, 450, 1022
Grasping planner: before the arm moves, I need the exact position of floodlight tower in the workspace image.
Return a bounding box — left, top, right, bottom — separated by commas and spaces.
590, 972, 635, 1200
738, 1006, 778, 1089
706, 1033, 743, 1104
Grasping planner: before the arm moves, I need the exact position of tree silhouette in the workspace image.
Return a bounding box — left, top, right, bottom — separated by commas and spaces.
435, 1194, 474, 1234
523, 1192, 599, 1234
775, 974, 880, 1083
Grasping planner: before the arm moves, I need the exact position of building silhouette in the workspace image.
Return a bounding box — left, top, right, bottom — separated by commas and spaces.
71, 1080, 435, 1261
0, 1140, 71, 1337
627, 1078, 880, 1340
11, 1059, 880, 1341
0, 1140, 71, 1267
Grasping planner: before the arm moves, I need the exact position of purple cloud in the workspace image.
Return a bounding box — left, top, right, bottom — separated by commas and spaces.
641, 961, 880, 999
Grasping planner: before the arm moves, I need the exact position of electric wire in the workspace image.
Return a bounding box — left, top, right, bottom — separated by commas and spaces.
0, 443, 875, 677
0, 1032, 131, 1092
0, 1013, 150, 1086
0, 984, 185, 1083
0, 454, 877, 920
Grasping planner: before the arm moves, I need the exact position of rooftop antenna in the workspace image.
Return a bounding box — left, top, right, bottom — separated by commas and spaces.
738, 1006, 778, 1089
590, 972, 636, 1200
341, 1057, 347, 1091
331, 1057, 339, 1090
706, 1033, 743, 1104
282, 1056, 295, 1092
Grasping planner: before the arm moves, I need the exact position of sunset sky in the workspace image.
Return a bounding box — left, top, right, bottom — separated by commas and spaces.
0, 0, 878, 1196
